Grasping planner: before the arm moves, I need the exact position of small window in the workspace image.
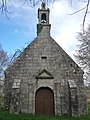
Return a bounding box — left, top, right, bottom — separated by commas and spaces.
70, 63, 73, 67
41, 56, 47, 59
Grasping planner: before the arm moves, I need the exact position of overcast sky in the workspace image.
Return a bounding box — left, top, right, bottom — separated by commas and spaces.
0, 0, 89, 60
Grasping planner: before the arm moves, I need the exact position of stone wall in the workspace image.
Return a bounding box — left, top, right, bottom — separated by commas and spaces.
4, 26, 87, 116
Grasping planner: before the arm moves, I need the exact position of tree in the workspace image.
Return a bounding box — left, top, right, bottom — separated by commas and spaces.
0, 44, 8, 81
0, 0, 90, 27
75, 24, 90, 85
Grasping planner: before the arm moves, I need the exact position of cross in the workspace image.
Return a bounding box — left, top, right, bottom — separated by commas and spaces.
41, 0, 46, 8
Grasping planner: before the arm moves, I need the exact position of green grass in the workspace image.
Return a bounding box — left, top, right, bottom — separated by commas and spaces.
0, 105, 90, 120
87, 98, 90, 103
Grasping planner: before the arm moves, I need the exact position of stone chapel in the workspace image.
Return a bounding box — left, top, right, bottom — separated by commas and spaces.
4, 1, 87, 116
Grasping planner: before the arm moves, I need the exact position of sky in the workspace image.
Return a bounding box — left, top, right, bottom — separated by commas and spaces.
0, 0, 90, 61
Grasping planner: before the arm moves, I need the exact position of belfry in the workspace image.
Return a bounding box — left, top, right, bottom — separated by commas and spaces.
37, 0, 51, 35
4, 1, 87, 116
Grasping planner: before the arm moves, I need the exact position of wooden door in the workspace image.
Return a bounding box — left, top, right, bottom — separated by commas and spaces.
35, 87, 55, 116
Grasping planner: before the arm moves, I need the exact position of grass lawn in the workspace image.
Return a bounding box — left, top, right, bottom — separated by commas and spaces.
0, 105, 90, 120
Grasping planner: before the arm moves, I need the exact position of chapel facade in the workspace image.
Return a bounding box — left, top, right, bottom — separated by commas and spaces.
4, 2, 87, 116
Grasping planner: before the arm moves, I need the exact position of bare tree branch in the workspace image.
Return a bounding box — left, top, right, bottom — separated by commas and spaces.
75, 24, 90, 83
69, 0, 90, 29
68, 6, 87, 15
18, 0, 28, 8
83, 0, 90, 29
0, 0, 90, 27
0, 44, 9, 80
10, 49, 21, 63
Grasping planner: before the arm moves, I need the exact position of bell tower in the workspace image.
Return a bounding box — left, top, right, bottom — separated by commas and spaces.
37, 0, 51, 35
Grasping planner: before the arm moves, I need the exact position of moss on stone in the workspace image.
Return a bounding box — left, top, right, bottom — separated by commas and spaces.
37, 24, 43, 35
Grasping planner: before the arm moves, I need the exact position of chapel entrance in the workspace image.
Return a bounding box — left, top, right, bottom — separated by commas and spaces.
35, 87, 55, 116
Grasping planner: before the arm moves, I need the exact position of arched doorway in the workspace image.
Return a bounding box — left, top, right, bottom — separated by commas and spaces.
35, 87, 55, 116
